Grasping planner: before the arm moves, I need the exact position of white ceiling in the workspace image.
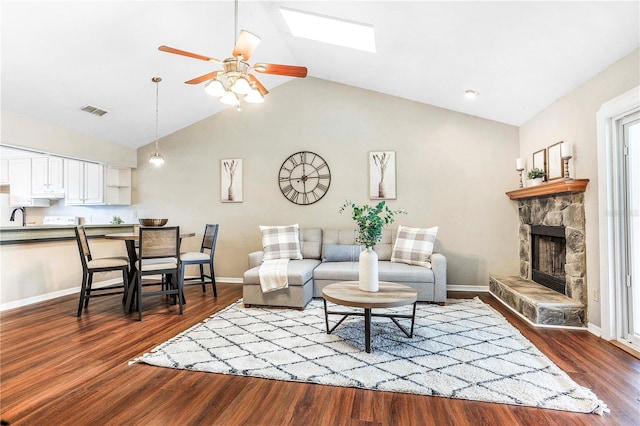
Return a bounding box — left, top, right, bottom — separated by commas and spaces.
1, 1, 638, 149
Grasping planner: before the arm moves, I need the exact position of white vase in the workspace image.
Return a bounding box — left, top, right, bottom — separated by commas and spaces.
529, 177, 544, 187
359, 247, 379, 292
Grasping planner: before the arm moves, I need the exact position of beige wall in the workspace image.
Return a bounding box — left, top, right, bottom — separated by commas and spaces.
519, 48, 640, 326
1, 110, 137, 168
136, 78, 520, 285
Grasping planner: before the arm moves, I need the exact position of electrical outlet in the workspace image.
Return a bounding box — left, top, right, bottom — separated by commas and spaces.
592, 289, 599, 302
133, 210, 138, 218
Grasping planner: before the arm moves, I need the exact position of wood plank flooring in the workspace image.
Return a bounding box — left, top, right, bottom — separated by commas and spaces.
1, 285, 639, 425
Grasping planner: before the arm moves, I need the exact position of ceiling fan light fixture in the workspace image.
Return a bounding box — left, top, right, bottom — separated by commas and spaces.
205, 79, 226, 97
244, 87, 265, 104
231, 76, 252, 95
220, 90, 240, 106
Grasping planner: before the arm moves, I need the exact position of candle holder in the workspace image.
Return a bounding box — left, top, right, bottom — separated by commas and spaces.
562, 155, 573, 180
516, 167, 525, 188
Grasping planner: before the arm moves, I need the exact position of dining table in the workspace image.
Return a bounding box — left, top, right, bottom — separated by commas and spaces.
105, 230, 195, 313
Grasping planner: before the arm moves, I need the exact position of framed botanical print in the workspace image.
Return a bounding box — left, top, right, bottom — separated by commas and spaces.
547, 141, 563, 180
532, 149, 547, 178
221, 159, 242, 202
369, 151, 396, 199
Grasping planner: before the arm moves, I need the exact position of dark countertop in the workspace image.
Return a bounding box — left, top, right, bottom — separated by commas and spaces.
0, 224, 135, 245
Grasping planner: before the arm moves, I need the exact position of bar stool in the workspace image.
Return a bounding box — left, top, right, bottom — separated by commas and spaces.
74, 226, 129, 317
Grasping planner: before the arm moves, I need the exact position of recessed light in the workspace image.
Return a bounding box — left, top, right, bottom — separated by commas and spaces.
465, 90, 479, 98
280, 7, 376, 53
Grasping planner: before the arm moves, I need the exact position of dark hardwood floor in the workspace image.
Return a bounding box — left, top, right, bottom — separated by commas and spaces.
1, 284, 638, 425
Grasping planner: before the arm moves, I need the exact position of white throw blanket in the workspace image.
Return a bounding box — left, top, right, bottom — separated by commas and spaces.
259, 259, 289, 293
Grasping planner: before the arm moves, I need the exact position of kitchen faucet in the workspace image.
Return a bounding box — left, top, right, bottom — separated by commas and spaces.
9, 207, 26, 227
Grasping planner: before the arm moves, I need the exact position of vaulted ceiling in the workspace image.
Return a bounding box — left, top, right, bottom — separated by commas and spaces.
1, 1, 638, 149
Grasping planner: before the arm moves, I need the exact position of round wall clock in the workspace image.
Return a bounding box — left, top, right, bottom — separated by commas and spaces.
278, 151, 331, 205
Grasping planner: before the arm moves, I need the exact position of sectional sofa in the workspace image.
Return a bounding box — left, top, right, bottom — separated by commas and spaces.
242, 228, 447, 309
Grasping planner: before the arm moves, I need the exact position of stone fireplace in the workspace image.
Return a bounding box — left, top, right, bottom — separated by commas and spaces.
490, 179, 589, 327
517, 192, 587, 308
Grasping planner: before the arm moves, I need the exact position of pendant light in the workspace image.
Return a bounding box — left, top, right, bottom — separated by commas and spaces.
149, 76, 165, 166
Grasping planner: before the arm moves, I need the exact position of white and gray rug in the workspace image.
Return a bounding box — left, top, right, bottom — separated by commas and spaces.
131, 297, 608, 415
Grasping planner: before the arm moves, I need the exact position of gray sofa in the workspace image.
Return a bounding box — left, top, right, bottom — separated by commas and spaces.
243, 228, 446, 309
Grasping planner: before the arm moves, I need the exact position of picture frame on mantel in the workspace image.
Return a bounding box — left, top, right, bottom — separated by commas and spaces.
369, 151, 396, 199
532, 149, 547, 179
221, 159, 243, 203
547, 141, 563, 180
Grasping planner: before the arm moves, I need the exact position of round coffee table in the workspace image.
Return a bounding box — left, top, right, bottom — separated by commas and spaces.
321, 281, 418, 353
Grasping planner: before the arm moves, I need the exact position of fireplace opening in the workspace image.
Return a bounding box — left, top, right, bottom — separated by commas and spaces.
531, 225, 566, 294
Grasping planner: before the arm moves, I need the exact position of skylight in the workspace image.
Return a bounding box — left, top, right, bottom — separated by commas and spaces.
280, 7, 376, 53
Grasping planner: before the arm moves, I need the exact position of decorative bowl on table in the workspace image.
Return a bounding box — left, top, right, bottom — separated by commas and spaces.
138, 218, 168, 227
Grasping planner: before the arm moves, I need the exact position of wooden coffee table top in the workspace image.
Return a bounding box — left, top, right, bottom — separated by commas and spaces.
322, 281, 417, 309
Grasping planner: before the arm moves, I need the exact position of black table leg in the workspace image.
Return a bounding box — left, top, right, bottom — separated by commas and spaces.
124, 240, 137, 311
365, 308, 372, 353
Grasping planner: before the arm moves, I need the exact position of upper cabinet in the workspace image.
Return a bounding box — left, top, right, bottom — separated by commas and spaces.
8, 159, 50, 207
64, 159, 105, 205
105, 167, 132, 205
31, 157, 64, 198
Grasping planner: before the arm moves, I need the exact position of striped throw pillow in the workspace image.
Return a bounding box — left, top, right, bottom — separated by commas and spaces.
391, 225, 438, 268
260, 224, 303, 260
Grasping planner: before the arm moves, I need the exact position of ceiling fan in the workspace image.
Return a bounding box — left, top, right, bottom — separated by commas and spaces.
158, 1, 307, 107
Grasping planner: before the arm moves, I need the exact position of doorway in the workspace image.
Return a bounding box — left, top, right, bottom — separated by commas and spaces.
620, 112, 639, 348
597, 86, 640, 354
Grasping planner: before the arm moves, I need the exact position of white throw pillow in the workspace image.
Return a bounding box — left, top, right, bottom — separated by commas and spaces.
260, 224, 303, 260
391, 225, 438, 268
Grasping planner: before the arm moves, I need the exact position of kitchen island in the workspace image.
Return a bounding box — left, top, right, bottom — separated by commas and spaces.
0, 224, 135, 310
0, 224, 134, 245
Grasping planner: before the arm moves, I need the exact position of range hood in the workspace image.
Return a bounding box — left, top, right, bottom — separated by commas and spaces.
31, 192, 65, 200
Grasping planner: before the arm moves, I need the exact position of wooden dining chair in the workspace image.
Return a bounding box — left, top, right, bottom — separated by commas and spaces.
133, 226, 183, 321
74, 226, 130, 317
180, 224, 219, 297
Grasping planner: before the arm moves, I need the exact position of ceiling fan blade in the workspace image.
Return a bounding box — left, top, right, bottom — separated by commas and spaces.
253, 63, 308, 78
158, 45, 222, 63
185, 71, 220, 85
248, 74, 269, 95
232, 30, 261, 61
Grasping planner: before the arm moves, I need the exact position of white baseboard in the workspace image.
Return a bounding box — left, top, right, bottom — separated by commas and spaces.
587, 323, 602, 337
1, 276, 244, 312
447, 285, 490, 292
2, 278, 484, 312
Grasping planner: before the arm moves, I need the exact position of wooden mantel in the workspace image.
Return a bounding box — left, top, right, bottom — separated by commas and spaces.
506, 179, 589, 200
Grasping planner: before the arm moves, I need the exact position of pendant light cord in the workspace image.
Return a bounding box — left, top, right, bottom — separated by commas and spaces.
154, 77, 161, 152
234, 0, 238, 45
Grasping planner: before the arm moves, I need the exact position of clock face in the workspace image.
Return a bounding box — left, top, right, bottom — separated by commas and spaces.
278, 151, 331, 205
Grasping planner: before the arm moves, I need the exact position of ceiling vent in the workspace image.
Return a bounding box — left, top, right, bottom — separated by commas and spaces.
81, 104, 108, 117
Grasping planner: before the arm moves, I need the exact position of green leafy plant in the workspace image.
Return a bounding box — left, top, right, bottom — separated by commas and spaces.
340, 200, 406, 248
110, 215, 124, 225
527, 168, 545, 179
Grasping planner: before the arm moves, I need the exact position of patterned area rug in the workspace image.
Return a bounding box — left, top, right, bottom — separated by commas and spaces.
131, 297, 608, 415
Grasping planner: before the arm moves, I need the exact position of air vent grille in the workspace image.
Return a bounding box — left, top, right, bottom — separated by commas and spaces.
81, 105, 108, 117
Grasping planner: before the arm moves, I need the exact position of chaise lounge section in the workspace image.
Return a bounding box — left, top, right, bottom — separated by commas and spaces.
243, 228, 446, 309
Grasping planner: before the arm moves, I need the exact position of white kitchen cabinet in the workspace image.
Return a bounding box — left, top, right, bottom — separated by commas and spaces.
64, 159, 105, 205
31, 156, 64, 197
8, 158, 50, 207
105, 167, 131, 205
